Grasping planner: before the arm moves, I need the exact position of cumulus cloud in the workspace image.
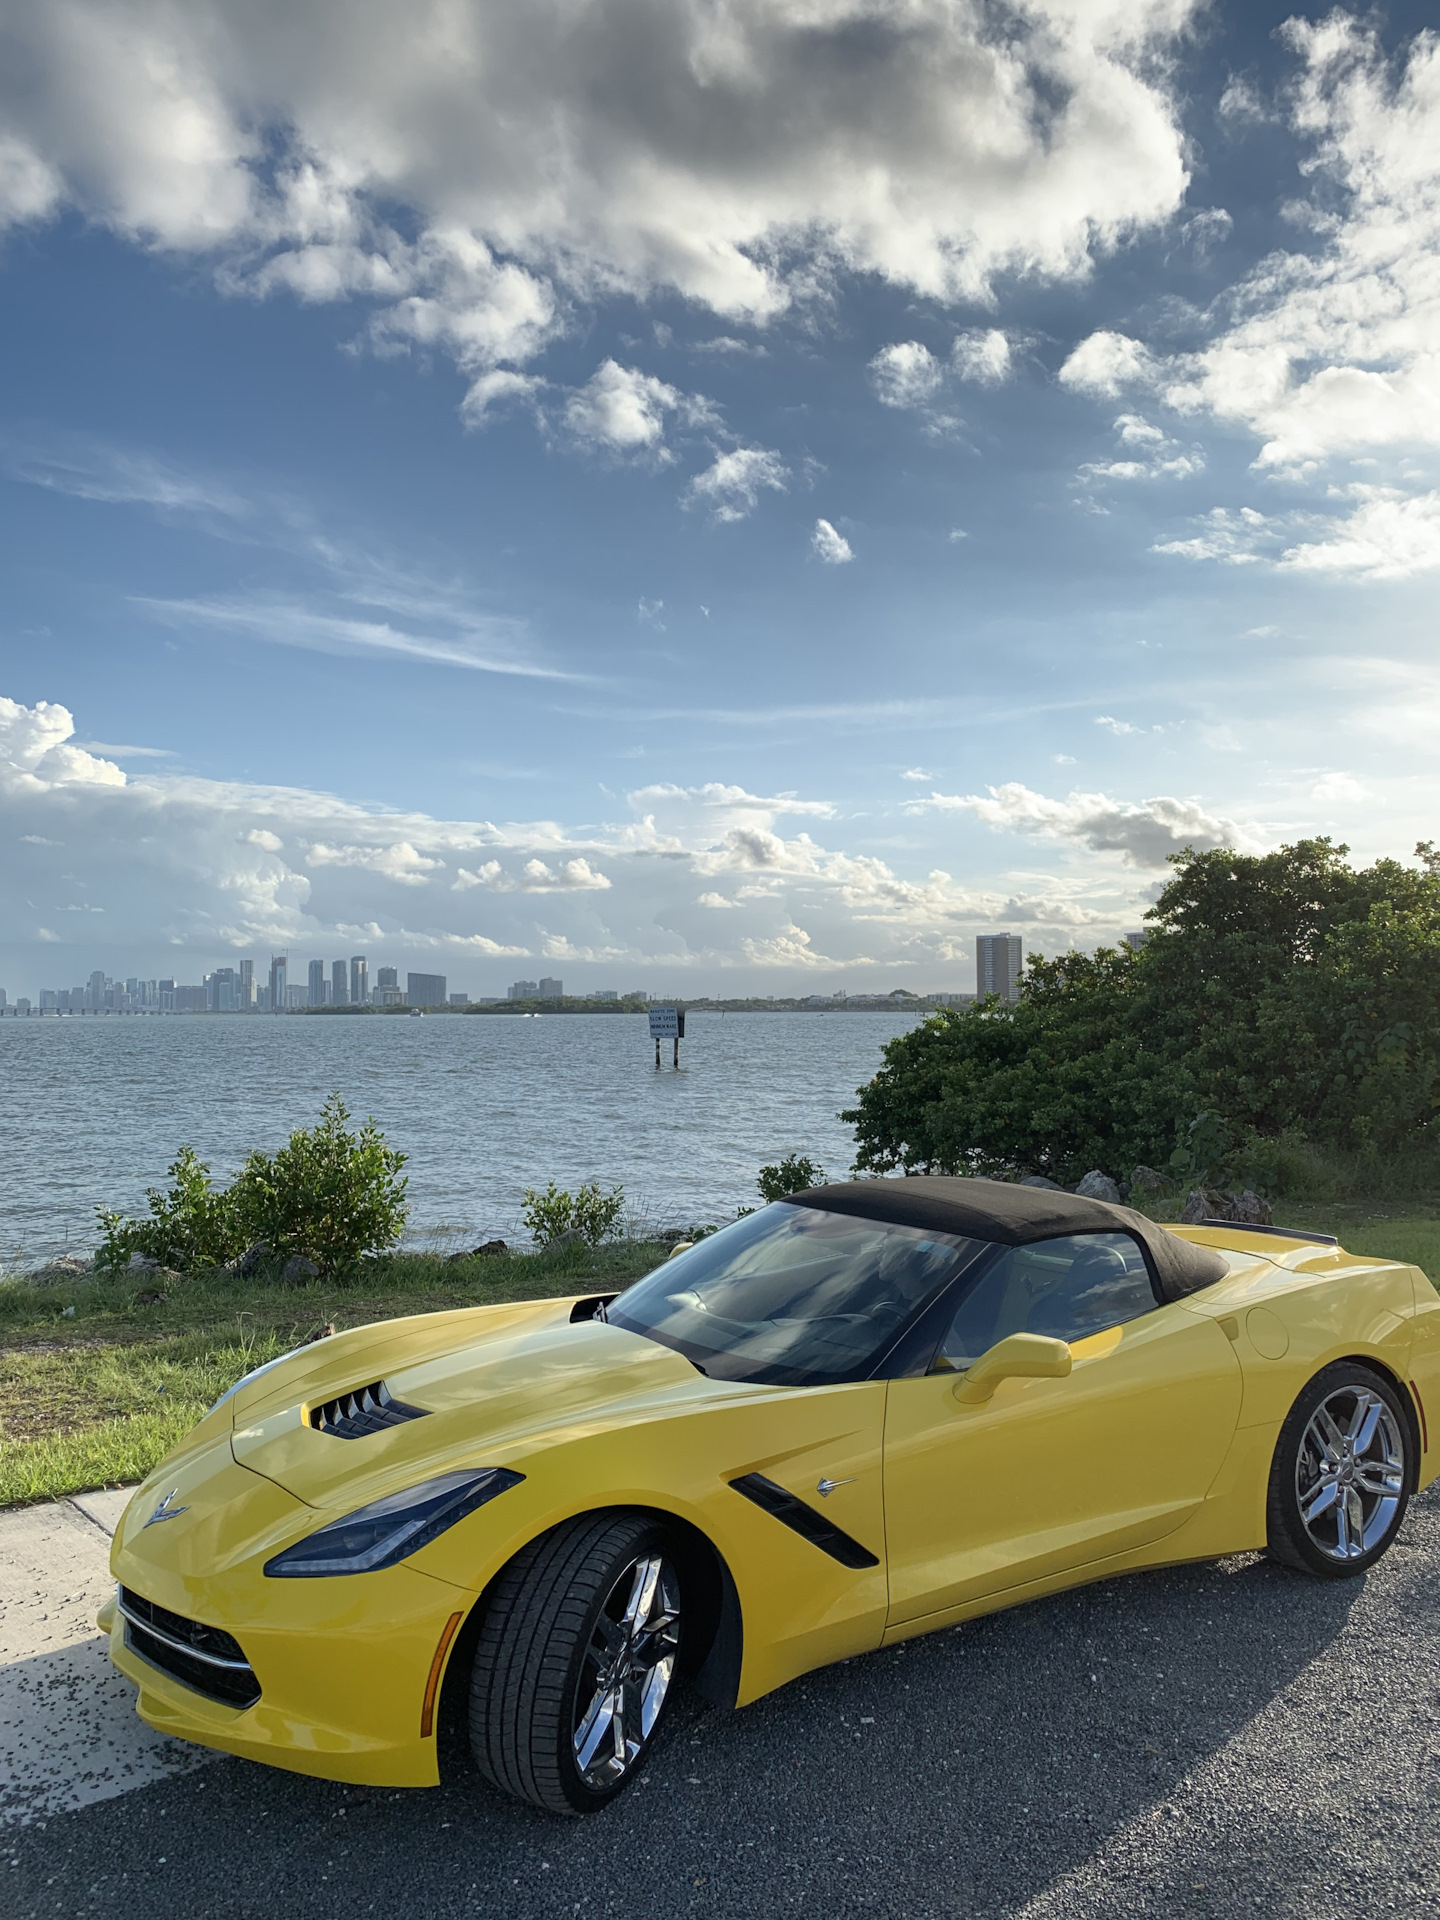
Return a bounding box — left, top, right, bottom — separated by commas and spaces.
952, 328, 1012, 386
1059, 330, 1161, 399
1064, 18, 1440, 571
0, 0, 1196, 416
870, 342, 943, 410
1079, 412, 1204, 483
684, 447, 788, 522
913, 782, 1255, 869
811, 519, 853, 564
1277, 489, 1440, 579
561, 359, 715, 458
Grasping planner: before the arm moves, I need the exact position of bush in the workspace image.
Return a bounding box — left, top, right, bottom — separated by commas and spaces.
521, 1181, 625, 1248
233, 1094, 409, 1280
95, 1146, 244, 1275
757, 1154, 826, 1203
94, 1095, 409, 1281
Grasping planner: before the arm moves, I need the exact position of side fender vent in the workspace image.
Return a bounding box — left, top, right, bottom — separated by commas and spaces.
307, 1380, 429, 1439
729, 1472, 879, 1569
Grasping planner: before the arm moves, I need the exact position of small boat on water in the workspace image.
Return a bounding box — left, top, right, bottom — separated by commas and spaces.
410, 1008, 424, 1017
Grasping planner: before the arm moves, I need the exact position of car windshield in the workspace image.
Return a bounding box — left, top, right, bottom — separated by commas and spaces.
607, 1202, 979, 1385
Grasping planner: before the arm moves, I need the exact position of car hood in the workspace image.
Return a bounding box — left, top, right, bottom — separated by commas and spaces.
229, 1295, 726, 1511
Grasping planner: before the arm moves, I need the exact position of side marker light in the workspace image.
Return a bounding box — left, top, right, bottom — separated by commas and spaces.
421, 1611, 464, 1738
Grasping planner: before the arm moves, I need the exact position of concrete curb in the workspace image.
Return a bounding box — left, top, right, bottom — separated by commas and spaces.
0, 1486, 214, 1827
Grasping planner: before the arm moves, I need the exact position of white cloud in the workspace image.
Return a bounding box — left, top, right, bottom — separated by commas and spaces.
869, 342, 943, 410
913, 782, 1255, 869
684, 447, 788, 523
952, 329, 1011, 386
305, 841, 446, 885
811, 519, 853, 565
1058, 330, 1160, 399
1312, 771, 1367, 803
138, 594, 566, 679
901, 767, 932, 783
1277, 489, 1440, 580
1079, 411, 1203, 483
0, 694, 1202, 988
0, 1, 1197, 414
561, 359, 713, 458
1065, 19, 1440, 572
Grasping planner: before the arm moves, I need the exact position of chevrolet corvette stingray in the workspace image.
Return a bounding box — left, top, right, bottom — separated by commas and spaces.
101, 1179, 1440, 1814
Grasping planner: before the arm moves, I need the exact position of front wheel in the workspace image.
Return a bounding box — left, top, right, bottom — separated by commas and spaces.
1267, 1362, 1411, 1579
469, 1512, 683, 1815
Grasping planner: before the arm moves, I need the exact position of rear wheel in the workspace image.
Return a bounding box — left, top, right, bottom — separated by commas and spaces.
469, 1512, 682, 1815
1267, 1362, 1410, 1578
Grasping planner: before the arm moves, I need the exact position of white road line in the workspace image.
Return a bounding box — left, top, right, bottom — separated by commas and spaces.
0, 1490, 215, 1827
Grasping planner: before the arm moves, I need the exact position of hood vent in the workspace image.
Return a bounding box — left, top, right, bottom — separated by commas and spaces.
307, 1379, 430, 1439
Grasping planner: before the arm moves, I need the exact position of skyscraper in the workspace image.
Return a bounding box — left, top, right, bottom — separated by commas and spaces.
976, 933, 1024, 1002
308, 959, 326, 1007
268, 952, 288, 1012
407, 972, 447, 1007
332, 959, 348, 1007
238, 958, 254, 1009
350, 954, 368, 1007
538, 976, 563, 999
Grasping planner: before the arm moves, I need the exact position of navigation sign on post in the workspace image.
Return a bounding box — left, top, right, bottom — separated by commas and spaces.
647, 1005, 685, 1068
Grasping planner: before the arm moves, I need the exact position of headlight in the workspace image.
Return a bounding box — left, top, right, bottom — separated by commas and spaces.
263, 1468, 524, 1578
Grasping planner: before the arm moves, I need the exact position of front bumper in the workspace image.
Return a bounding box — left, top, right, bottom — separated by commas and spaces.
104, 1450, 475, 1788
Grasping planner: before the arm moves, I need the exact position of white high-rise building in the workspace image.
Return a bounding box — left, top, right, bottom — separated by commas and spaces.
268, 952, 288, 1012
976, 933, 1024, 1002
350, 954, 369, 1007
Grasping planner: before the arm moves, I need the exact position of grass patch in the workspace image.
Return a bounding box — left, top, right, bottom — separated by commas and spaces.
0, 1240, 667, 1507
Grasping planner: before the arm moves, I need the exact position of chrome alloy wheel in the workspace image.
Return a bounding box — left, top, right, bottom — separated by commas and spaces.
1295, 1385, 1406, 1563
572, 1552, 681, 1790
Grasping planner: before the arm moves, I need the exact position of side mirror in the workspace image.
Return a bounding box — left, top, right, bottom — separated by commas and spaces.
953, 1332, 1072, 1405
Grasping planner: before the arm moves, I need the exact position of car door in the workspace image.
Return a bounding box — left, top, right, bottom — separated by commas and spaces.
882, 1232, 1243, 1629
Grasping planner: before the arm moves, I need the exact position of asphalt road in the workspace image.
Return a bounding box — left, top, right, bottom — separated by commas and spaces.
8, 1485, 1440, 1920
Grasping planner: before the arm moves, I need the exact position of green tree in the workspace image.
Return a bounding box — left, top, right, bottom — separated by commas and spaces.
845, 841, 1440, 1194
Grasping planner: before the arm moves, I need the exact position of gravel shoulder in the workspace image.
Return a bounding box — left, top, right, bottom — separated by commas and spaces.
6, 1482, 1438, 1920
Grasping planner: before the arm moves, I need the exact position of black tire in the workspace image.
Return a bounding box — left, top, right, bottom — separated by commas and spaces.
469, 1511, 683, 1815
1267, 1362, 1411, 1579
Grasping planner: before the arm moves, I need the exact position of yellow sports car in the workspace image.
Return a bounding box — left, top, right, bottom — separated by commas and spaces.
101, 1179, 1440, 1815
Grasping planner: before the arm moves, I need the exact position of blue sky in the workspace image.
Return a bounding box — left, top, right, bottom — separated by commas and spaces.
2, 0, 1439, 998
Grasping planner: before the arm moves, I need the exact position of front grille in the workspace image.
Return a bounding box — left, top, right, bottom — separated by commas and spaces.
307, 1379, 430, 1439
118, 1586, 261, 1709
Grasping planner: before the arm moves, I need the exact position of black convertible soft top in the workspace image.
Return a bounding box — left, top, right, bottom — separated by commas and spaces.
785, 1176, 1228, 1303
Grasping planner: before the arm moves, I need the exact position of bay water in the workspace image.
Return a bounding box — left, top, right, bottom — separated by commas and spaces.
0, 1011, 921, 1270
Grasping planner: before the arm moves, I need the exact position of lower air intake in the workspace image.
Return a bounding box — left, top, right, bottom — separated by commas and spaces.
119, 1587, 261, 1709
307, 1379, 430, 1439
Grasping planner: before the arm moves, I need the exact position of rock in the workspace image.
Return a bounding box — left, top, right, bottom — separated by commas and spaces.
235, 1242, 271, 1279
1231, 1189, 1274, 1226
1129, 1166, 1169, 1197
1075, 1170, 1123, 1204
126, 1252, 159, 1271
1020, 1175, 1065, 1191
1184, 1187, 1273, 1227
281, 1255, 320, 1285
132, 1288, 169, 1306
31, 1253, 92, 1285
1181, 1186, 1232, 1224
463, 1238, 509, 1260
546, 1227, 588, 1253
